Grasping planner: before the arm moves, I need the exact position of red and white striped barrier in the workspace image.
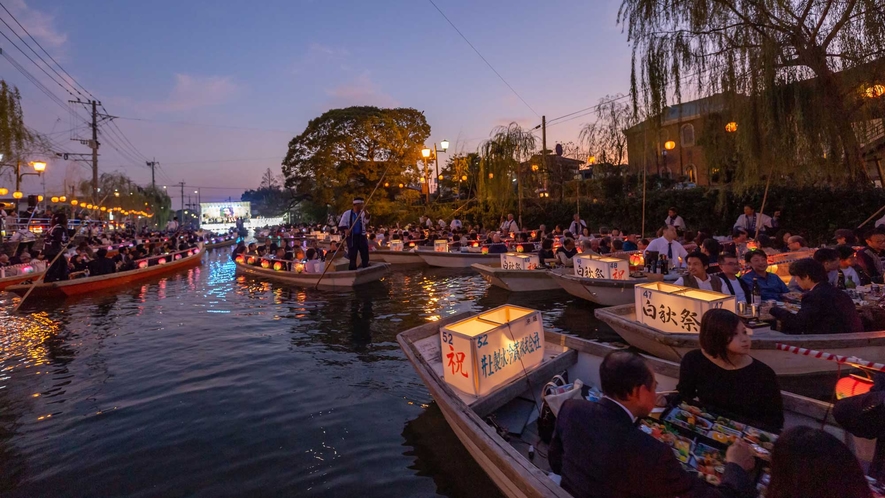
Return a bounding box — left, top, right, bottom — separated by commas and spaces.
775, 343, 885, 373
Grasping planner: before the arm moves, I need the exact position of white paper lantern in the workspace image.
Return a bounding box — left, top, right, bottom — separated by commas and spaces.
501, 253, 540, 270
330, 234, 341, 242
434, 240, 449, 252
633, 282, 736, 334
389, 240, 404, 252
440, 305, 545, 396
574, 255, 629, 280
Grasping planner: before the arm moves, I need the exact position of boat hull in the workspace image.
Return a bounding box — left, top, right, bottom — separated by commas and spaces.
419, 251, 502, 268
204, 239, 237, 250
547, 268, 645, 306
0, 271, 45, 291
471, 264, 561, 292
373, 250, 426, 265
234, 260, 389, 288
6, 249, 204, 298
595, 304, 885, 376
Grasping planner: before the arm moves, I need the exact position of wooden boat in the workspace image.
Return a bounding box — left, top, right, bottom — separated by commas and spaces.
547, 267, 650, 306
373, 249, 427, 265
418, 250, 502, 268
471, 264, 561, 292
6, 247, 204, 298
595, 303, 885, 376
234, 258, 389, 289
204, 237, 238, 250
398, 312, 876, 498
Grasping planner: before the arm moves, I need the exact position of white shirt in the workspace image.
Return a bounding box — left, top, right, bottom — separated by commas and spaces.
643, 237, 688, 267
425, 218, 433, 228
734, 213, 772, 231
674, 274, 713, 291
723, 276, 747, 303
450, 219, 462, 230
338, 209, 368, 233
603, 396, 637, 423
568, 220, 587, 236
664, 215, 686, 229
841, 267, 861, 287
501, 219, 519, 233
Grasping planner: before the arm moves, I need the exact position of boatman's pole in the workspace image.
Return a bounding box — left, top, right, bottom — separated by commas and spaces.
12, 242, 71, 314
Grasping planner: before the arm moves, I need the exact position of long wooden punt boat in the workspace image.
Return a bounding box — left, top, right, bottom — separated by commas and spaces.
547, 267, 650, 306
0, 265, 45, 291
398, 313, 876, 498
6, 247, 204, 298
204, 236, 238, 250
595, 303, 885, 376
373, 249, 427, 265
471, 264, 561, 292
234, 258, 389, 288
418, 250, 502, 268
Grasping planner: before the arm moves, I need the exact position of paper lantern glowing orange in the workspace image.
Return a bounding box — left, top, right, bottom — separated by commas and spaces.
835, 375, 874, 400
273, 262, 283, 271
235, 255, 245, 264
481, 246, 489, 255
261, 260, 271, 269
158, 258, 167, 264
21, 265, 34, 274
138, 261, 148, 269
247, 257, 256, 264
725, 121, 738, 133
174, 254, 182, 260
516, 245, 524, 253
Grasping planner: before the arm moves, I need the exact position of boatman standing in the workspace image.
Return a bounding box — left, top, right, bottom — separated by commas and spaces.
338, 197, 370, 270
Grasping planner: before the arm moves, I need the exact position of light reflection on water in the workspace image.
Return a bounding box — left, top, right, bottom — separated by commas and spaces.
0, 250, 617, 497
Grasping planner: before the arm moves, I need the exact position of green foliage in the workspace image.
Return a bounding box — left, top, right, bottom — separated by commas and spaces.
0, 80, 33, 182
281, 106, 431, 215
75, 172, 172, 226
619, 0, 885, 184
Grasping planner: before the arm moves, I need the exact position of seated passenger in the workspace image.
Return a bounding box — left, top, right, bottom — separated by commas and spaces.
769, 259, 863, 335
740, 250, 789, 301
486, 234, 508, 254
549, 351, 756, 498
555, 238, 578, 267
673, 252, 723, 291
87, 248, 117, 277
677, 309, 784, 430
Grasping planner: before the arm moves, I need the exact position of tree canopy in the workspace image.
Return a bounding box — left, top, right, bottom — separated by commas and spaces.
0, 80, 33, 183
281, 106, 431, 214
579, 94, 636, 166
619, 0, 885, 184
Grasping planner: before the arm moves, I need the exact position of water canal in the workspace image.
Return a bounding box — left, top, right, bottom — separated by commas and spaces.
0, 249, 620, 497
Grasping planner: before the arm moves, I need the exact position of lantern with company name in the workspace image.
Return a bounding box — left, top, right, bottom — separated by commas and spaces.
434, 240, 449, 252
501, 253, 539, 270
634, 282, 735, 334
390, 240, 404, 252
439, 305, 545, 396
574, 255, 629, 280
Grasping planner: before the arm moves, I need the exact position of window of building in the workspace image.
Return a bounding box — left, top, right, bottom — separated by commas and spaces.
685, 165, 697, 183
681, 124, 695, 147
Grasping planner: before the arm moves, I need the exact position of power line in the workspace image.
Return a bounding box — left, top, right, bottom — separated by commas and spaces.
115, 115, 298, 134
0, 2, 97, 101
0, 24, 78, 99
427, 0, 539, 118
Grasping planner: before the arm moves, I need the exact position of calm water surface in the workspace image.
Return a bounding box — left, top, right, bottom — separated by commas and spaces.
0, 250, 619, 497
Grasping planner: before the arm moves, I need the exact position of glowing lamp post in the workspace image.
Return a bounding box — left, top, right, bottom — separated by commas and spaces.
439, 305, 545, 396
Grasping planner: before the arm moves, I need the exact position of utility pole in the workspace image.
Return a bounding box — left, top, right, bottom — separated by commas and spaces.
146, 158, 158, 188
178, 181, 185, 218
91, 100, 99, 204
433, 143, 440, 198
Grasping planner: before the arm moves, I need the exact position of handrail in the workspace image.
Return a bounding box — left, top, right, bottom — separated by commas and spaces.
0, 261, 44, 278
132, 246, 201, 267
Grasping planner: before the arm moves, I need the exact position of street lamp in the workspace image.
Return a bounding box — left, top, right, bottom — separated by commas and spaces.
422, 142, 448, 198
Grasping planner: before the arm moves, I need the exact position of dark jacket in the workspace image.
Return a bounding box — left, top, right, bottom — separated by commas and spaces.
87, 257, 117, 277
855, 246, 884, 284
833, 373, 885, 480
548, 398, 754, 498
770, 282, 863, 335
681, 273, 723, 293
720, 276, 751, 303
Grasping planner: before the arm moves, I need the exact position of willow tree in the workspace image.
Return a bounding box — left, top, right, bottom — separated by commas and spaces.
478, 123, 536, 226
579, 94, 636, 166
0, 80, 33, 183
619, 0, 885, 184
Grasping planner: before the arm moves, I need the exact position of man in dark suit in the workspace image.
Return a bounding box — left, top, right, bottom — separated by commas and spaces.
769, 258, 863, 335
548, 351, 756, 498
87, 248, 117, 277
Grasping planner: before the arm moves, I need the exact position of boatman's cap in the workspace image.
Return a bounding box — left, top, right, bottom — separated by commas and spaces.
353, 197, 365, 205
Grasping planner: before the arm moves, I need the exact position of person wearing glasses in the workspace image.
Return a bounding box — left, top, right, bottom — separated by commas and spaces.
718, 252, 750, 303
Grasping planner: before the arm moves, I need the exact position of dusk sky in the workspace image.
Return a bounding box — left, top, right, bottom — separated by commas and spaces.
3, 0, 637, 204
